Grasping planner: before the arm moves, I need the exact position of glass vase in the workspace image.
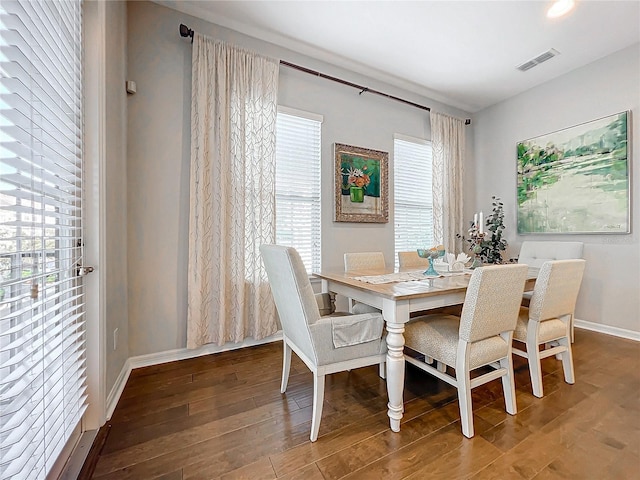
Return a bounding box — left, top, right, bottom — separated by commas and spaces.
349, 186, 364, 203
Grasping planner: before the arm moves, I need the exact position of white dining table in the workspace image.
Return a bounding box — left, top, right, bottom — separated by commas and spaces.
314, 266, 538, 432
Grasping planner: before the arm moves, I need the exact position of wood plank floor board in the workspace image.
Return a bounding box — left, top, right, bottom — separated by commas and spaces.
94, 400, 315, 477
314, 401, 462, 480
102, 396, 259, 455
87, 330, 640, 479
402, 434, 503, 480
275, 463, 326, 480
338, 423, 468, 480
218, 456, 276, 480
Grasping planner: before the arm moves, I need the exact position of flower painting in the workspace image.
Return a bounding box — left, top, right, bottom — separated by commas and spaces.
517, 111, 630, 234
334, 143, 388, 223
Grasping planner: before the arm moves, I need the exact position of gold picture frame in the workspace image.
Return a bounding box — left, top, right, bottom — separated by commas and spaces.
334, 143, 388, 223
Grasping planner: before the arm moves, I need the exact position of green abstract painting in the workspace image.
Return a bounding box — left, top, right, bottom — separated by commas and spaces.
517, 111, 630, 234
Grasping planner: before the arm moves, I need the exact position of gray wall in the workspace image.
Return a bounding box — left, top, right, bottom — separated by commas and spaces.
105, 0, 130, 391
126, 1, 473, 356
473, 44, 640, 333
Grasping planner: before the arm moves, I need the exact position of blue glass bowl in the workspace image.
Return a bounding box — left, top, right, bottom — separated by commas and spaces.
417, 248, 445, 276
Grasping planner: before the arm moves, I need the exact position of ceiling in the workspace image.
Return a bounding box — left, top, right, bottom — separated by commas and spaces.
154, 1, 640, 113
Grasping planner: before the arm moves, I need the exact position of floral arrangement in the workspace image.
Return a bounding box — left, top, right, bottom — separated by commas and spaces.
457, 196, 508, 265
342, 166, 371, 190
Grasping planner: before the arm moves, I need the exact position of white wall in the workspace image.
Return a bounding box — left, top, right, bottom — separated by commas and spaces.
126, 1, 473, 356
104, 0, 130, 393
474, 44, 640, 333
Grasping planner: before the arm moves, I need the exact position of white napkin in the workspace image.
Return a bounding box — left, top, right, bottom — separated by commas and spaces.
455, 253, 471, 264
442, 252, 471, 272
445, 252, 456, 267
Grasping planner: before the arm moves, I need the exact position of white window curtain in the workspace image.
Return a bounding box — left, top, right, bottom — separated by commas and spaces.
275, 107, 322, 274
394, 135, 433, 265
0, 0, 85, 478
432, 112, 465, 253
187, 34, 279, 348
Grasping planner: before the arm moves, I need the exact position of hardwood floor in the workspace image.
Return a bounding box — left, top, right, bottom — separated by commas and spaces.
87, 329, 639, 479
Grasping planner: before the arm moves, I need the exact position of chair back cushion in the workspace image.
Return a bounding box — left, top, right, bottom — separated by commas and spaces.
518, 241, 583, 268
260, 245, 319, 361
344, 252, 385, 272
529, 259, 586, 322
459, 264, 528, 343
398, 251, 430, 268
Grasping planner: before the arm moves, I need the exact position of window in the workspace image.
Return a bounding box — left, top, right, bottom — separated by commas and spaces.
0, 1, 86, 479
275, 107, 322, 274
394, 135, 433, 265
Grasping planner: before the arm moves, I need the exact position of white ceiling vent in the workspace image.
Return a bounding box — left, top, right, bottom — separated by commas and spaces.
517, 48, 560, 71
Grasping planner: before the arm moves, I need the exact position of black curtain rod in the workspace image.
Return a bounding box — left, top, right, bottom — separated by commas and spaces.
179, 24, 471, 125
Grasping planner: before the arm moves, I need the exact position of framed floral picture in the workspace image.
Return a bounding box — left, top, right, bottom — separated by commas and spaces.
334, 143, 388, 223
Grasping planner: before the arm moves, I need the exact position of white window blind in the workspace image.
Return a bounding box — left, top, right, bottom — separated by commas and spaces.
275, 107, 322, 274
0, 1, 86, 479
394, 136, 434, 266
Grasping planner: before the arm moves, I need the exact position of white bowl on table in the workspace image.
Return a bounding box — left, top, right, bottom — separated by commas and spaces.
450, 261, 466, 273
433, 261, 449, 274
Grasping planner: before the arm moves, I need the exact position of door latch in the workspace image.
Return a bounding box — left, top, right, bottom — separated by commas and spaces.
77, 266, 95, 276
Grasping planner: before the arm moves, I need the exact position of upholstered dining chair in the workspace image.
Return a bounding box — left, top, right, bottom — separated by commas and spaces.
518, 241, 584, 269
518, 241, 584, 341
260, 245, 387, 442
343, 252, 385, 314
344, 251, 386, 271
512, 259, 586, 398
397, 250, 430, 269
404, 264, 528, 438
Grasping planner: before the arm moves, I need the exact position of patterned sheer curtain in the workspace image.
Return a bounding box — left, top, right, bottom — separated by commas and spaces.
187, 34, 279, 348
432, 112, 466, 253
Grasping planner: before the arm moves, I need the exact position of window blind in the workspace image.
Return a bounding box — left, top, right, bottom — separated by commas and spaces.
394, 136, 434, 266
275, 108, 322, 274
0, 1, 86, 479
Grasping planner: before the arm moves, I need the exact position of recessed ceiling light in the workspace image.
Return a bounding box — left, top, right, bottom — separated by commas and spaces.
547, 0, 576, 18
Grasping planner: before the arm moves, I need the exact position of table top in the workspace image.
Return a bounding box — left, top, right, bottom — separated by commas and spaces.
314, 266, 538, 302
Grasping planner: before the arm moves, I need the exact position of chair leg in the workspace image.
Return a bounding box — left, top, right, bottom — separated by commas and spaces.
456, 370, 474, 438
310, 373, 325, 442
499, 355, 517, 415
436, 361, 446, 373
526, 336, 544, 398
281, 339, 292, 394
570, 314, 575, 343
559, 337, 575, 385
348, 298, 355, 313
378, 360, 386, 379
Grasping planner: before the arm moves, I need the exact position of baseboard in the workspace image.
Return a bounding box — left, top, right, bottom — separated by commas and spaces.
575, 318, 640, 341
127, 331, 283, 370
105, 332, 283, 419
106, 359, 132, 420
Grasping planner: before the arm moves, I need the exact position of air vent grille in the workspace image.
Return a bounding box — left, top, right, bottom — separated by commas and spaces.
517, 48, 560, 72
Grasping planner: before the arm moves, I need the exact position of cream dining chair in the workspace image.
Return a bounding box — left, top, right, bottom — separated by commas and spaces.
512, 259, 586, 398
404, 264, 528, 438
261, 245, 387, 442
343, 252, 385, 314
518, 241, 584, 342
397, 250, 430, 269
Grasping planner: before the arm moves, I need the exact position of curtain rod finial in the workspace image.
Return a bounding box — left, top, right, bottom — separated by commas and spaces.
465, 119, 472, 125
179, 24, 194, 40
